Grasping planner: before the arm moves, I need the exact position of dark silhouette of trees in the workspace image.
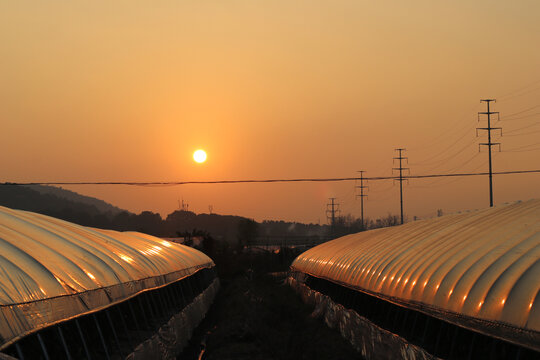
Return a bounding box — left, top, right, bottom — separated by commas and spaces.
0, 184, 114, 228
237, 218, 259, 250
135, 211, 164, 236
1, 184, 404, 251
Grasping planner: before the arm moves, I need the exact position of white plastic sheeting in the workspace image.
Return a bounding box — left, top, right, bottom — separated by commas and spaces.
127, 278, 220, 360
291, 200, 540, 349
0, 205, 214, 350
287, 276, 440, 360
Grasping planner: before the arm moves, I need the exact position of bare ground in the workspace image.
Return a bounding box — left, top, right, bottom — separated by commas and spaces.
179, 266, 361, 360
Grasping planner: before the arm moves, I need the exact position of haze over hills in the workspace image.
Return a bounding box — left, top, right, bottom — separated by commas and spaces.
26, 185, 126, 215
0, 184, 130, 219
1, 184, 406, 249
0, 184, 334, 245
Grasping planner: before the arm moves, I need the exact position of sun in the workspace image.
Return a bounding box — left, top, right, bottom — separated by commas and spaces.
193, 149, 207, 163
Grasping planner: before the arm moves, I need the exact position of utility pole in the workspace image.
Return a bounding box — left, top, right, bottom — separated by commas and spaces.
393, 148, 409, 224
477, 99, 501, 207
355, 170, 368, 229
326, 198, 340, 234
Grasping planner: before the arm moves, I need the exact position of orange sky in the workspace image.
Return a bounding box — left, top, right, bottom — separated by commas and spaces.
1, 1, 540, 223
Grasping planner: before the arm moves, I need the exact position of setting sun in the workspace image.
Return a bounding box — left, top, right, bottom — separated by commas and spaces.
193, 149, 207, 163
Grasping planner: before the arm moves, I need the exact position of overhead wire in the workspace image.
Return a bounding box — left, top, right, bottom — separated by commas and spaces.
502, 104, 540, 118
504, 147, 540, 153
504, 140, 540, 152
407, 102, 481, 153
497, 79, 540, 99
409, 129, 481, 180
505, 139, 540, 150
4, 169, 540, 186
497, 79, 540, 102
504, 129, 540, 138
408, 95, 539, 186
336, 186, 356, 209
373, 188, 396, 202
504, 122, 540, 135
409, 122, 477, 166
409, 153, 484, 188
368, 182, 395, 193
498, 86, 540, 103
502, 112, 540, 121
409, 137, 478, 172
414, 152, 492, 189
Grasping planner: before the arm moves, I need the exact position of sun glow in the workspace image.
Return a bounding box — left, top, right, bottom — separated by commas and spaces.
193, 149, 207, 163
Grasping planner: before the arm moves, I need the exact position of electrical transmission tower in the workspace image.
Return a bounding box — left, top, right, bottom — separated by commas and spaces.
355, 170, 368, 229
477, 99, 501, 207
393, 148, 409, 224
178, 198, 189, 211
326, 197, 340, 233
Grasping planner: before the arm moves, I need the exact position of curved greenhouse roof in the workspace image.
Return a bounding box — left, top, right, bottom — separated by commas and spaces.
0, 205, 214, 350
292, 199, 540, 351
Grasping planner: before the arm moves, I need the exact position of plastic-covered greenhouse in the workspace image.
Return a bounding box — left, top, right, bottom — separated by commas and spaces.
289, 200, 540, 359
0, 205, 219, 359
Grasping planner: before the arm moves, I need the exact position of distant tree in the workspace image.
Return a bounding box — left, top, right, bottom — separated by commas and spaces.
371, 213, 400, 228
134, 211, 164, 235
237, 218, 258, 251
333, 214, 364, 237
111, 211, 134, 230
166, 210, 197, 224
201, 232, 217, 258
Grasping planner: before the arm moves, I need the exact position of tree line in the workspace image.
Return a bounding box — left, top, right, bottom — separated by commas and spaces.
0, 184, 402, 247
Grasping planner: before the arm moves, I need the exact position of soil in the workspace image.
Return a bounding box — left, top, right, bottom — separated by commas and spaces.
180, 272, 361, 360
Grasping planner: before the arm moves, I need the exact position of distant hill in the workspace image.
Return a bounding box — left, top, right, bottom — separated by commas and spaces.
0, 184, 131, 227
0, 184, 368, 246
25, 185, 124, 215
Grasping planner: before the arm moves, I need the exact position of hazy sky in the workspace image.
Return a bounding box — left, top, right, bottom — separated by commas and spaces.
1, 1, 540, 223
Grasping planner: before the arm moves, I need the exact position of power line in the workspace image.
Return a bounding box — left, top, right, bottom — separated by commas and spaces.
504, 147, 540, 153
411, 154, 483, 188
497, 79, 540, 100
504, 140, 540, 152
407, 102, 481, 153
373, 187, 396, 201
502, 112, 540, 121
410, 122, 477, 165
368, 182, 395, 193
3, 169, 540, 186
409, 155, 487, 189
503, 104, 540, 118
411, 101, 538, 169
409, 137, 477, 172
334, 183, 356, 202
403, 169, 539, 179
442, 153, 482, 175
504, 122, 540, 134
504, 122, 540, 137
498, 86, 540, 103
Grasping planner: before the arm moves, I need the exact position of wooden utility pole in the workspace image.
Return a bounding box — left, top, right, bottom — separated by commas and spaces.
355, 170, 368, 229
477, 99, 501, 207
393, 149, 409, 224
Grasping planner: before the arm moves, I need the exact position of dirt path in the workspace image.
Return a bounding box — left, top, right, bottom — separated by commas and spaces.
180, 273, 361, 360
